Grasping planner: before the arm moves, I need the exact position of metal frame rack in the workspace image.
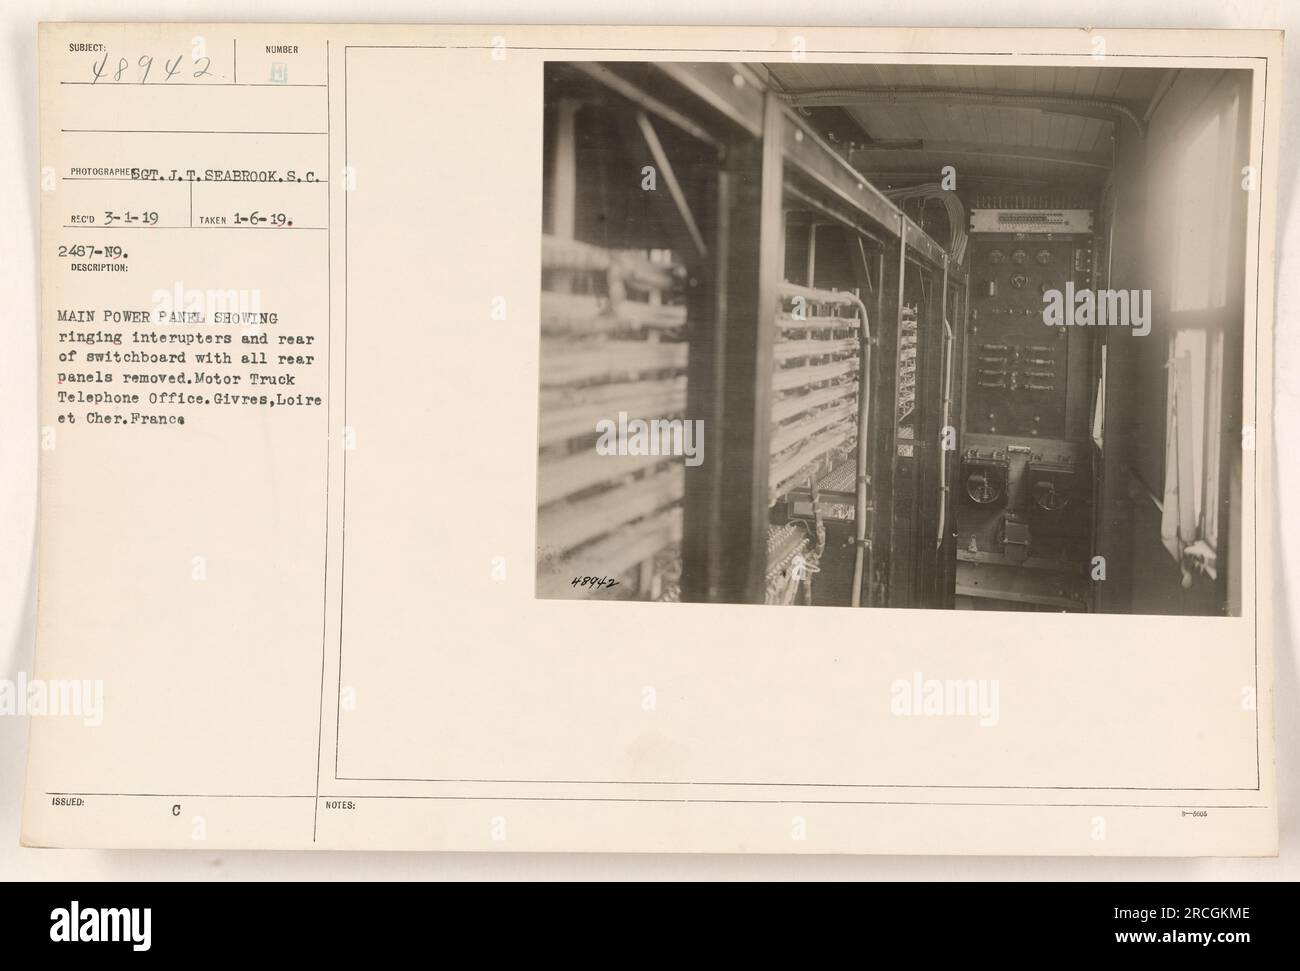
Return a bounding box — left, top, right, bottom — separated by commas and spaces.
536, 236, 689, 599
540, 61, 969, 606
763, 281, 868, 605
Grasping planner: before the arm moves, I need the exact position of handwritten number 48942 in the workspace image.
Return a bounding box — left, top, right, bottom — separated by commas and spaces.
571, 575, 619, 591
91, 53, 218, 84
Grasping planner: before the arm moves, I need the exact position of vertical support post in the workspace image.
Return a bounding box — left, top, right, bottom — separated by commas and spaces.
841, 228, 876, 608
552, 100, 578, 239
681, 163, 727, 602
936, 258, 953, 607
805, 222, 818, 287
712, 93, 784, 604
868, 246, 886, 606
551, 99, 579, 292
886, 219, 912, 607
961, 268, 971, 418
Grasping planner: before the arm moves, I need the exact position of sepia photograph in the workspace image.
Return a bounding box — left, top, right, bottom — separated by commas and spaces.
537, 60, 1252, 615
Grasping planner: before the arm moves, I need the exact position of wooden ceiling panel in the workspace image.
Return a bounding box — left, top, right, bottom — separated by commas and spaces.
1093, 67, 1125, 99
1061, 113, 1086, 152
762, 63, 1170, 185
766, 62, 1167, 107
1109, 67, 1169, 105
1067, 65, 1102, 97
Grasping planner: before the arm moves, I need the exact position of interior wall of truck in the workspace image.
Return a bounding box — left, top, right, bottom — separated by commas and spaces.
537, 61, 1251, 616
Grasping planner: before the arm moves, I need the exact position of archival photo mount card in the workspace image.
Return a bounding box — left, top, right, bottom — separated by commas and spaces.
24, 23, 1280, 854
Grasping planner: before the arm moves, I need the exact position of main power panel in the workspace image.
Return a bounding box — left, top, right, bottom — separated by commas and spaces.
956, 213, 1098, 611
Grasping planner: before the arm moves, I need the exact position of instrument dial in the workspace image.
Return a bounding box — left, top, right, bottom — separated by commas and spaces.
965, 473, 1003, 505
1035, 483, 1070, 511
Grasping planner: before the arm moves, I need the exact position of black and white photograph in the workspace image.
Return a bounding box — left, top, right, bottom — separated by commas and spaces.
538, 60, 1253, 615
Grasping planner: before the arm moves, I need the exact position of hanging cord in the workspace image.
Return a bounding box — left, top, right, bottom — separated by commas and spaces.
885, 184, 968, 265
